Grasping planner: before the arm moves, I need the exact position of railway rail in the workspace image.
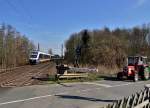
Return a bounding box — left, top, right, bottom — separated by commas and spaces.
0, 62, 55, 87
0, 65, 30, 74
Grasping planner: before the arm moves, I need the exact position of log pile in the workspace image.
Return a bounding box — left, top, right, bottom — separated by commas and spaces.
56, 64, 98, 79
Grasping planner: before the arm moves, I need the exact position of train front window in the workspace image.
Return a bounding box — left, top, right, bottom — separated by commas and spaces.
39, 54, 43, 59
30, 55, 37, 58
31, 52, 38, 55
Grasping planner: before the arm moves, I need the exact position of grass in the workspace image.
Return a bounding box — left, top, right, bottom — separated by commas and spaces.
39, 73, 104, 85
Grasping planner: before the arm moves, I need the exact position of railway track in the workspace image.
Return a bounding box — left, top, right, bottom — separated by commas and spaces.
1, 64, 47, 87
14, 63, 50, 86
21, 64, 52, 86
0, 62, 55, 87
0, 66, 32, 86
0, 64, 33, 74
0, 64, 43, 81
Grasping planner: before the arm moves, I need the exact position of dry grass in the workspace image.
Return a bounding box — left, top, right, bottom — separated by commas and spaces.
97, 65, 121, 75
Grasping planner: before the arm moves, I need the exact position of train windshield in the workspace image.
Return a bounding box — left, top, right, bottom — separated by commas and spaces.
30, 55, 37, 58
31, 52, 38, 55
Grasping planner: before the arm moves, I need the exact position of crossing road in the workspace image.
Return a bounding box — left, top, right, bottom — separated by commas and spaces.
0, 79, 150, 108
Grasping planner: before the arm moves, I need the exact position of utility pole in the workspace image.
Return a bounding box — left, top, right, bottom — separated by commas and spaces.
37, 43, 40, 51
61, 44, 63, 58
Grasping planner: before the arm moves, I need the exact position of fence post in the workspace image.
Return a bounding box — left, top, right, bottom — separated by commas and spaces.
125, 96, 131, 108
131, 94, 137, 108
137, 91, 142, 104
145, 84, 150, 108
119, 99, 124, 108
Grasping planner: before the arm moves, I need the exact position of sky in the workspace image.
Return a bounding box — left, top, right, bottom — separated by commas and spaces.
0, 0, 150, 54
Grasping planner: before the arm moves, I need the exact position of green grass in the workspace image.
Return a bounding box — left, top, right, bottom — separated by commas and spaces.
41, 73, 104, 85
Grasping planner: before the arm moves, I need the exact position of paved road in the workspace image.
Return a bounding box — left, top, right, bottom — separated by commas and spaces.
0, 79, 150, 108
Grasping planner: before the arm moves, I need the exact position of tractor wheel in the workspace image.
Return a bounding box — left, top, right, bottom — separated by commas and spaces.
134, 73, 138, 82
144, 67, 149, 80
117, 72, 123, 80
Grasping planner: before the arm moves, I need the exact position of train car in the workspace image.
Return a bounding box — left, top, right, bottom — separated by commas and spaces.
51, 54, 61, 60
29, 51, 51, 64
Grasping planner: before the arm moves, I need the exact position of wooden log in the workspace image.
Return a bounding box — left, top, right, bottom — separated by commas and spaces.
57, 71, 88, 79
58, 74, 88, 79
68, 67, 98, 73
56, 65, 98, 74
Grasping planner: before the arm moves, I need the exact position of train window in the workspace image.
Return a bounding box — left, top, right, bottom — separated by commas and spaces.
39, 54, 50, 59
44, 55, 49, 59
31, 52, 38, 55
30, 55, 37, 58
52, 55, 60, 59
39, 54, 43, 59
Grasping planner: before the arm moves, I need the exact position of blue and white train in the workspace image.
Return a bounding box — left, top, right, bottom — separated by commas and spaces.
29, 51, 51, 64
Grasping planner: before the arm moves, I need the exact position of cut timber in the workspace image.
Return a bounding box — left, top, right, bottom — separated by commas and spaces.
58, 73, 88, 79
56, 64, 98, 79
68, 67, 98, 73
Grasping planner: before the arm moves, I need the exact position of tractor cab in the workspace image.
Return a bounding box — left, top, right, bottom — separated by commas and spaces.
127, 56, 147, 66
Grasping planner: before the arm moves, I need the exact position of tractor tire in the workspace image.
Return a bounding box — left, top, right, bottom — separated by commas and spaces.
134, 73, 138, 82
117, 72, 123, 80
144, 67, 149, 80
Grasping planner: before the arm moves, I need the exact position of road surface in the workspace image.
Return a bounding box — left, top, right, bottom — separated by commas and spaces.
0, 79, 150, 108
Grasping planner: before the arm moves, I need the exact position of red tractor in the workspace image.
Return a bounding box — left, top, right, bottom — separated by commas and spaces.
117, 56, 150, 81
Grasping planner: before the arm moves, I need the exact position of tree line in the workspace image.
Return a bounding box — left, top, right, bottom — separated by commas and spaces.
65, 24, 150, 68
0, 24, 35, 69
